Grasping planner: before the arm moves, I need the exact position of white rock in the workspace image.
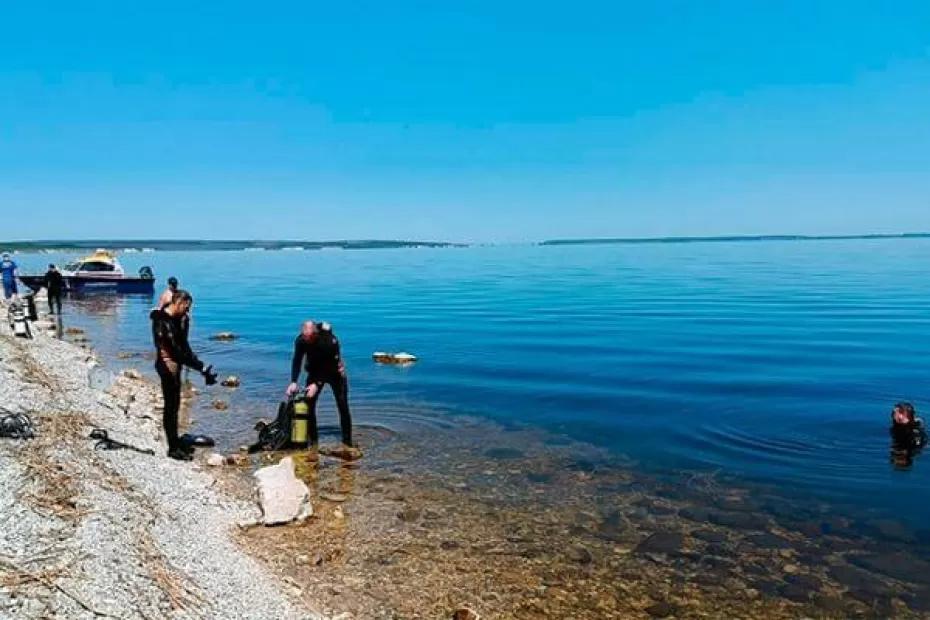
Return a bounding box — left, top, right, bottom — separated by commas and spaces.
254, 457, 313, 526
206, 453, 226, 467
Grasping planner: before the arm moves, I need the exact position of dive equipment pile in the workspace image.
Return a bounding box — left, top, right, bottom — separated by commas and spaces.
0, 411, 35, 440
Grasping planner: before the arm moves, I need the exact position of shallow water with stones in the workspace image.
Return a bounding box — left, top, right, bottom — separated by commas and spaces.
15, 240, 930, 615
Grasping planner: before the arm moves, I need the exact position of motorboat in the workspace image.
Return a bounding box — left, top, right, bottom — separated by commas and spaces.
20, 249, 155, 294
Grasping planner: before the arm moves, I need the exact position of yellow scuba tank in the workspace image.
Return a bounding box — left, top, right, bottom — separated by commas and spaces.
290, 399, 310, 448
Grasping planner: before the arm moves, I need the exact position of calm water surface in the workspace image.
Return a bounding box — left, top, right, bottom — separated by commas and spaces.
19, 240, 930, 527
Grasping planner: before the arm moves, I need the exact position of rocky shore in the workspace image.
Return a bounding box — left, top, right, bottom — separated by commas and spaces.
0, 303, 327, 619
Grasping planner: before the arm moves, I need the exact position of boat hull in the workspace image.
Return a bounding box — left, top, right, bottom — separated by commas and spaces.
19, 275, 155, 295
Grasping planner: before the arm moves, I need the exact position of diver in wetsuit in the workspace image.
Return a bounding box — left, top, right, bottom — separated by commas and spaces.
150, 290, 217, 460
890, 402, 926, 469
286, 320, 354, 448
44, 264, 64, 315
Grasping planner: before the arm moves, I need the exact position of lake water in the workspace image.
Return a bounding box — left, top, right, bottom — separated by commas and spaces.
16, 240, 930, 530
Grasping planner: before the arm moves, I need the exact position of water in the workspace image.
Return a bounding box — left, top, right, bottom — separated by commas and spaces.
17, 239, 930, 528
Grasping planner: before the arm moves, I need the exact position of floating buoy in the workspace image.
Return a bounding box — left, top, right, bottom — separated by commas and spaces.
372, 351, 418, 365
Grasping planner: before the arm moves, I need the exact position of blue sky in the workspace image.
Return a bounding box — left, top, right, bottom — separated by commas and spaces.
1, 2, 928, 242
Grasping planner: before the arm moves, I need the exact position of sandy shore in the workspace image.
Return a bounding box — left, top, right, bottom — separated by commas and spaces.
0, 301, 328, 620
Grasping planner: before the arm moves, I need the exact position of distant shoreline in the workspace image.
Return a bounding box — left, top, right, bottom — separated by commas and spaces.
541, 233, 930, 246
0, 239, 465, 253
4, 233, 930, 253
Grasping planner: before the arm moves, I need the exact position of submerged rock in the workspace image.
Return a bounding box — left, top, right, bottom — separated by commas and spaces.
319, 445, 363, 461
212, 400, 229, 411
902, 588, 930, 612
707, 510, 769, 530
210, 332, 239, 341
864, 518, 916, 543
645, 601, 676, 618
483, 447, 525, 460
566, 545, 593, 564
848, 551, 930, 585
254, 456, 313, 526
745, 532, 792, 550
122, 369, 143, 380
220, 375, 241, 388
635, 532, 684, 555
692, 529, 728, 543
828, 564, 893, 597
678, 506, 711, 522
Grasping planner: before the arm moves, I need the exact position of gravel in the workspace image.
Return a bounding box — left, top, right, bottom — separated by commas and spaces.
0, 299, 330, 619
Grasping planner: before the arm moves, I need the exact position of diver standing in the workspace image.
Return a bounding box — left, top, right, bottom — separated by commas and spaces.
286, 320, 355, 448
150, 290, 217, 460
1, 253, 18, 300
44, 264, 64, 314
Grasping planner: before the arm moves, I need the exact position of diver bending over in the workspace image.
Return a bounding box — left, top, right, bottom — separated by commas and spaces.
286, 320, 354, 448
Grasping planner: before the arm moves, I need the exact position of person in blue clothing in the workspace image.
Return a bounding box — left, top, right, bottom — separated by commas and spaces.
1, 253, 18, 300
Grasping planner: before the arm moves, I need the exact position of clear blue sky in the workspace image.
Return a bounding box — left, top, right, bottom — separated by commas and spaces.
1, 2, 928, 242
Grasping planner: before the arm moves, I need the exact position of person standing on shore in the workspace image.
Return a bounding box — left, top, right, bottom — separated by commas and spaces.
44, 264, 64, 315
158, 277, 179, 310
286, 320, 356, 450
1, 253, 19, 300
150, 290, 217, 461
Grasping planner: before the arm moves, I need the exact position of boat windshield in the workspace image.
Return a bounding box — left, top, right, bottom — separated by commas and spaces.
63, 262, 80, 271
77, 261, 116, 272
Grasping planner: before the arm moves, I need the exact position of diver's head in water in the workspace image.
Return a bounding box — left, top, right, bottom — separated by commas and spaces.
892, 402, 917, 427
300, 320, 317, 341
167, 276, 179, 291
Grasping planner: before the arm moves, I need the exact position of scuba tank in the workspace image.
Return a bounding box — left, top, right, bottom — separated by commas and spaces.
290, 398, 310, 448
8, 299, 31, 339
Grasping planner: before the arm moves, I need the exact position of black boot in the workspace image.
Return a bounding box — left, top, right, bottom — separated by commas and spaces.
167, 448, 193, 461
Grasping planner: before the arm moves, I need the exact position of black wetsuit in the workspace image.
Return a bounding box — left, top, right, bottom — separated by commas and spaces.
44, 270, 63, 314
290, 324, 353, 446
890, 420, 926, 469
151, 309, 203, 453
